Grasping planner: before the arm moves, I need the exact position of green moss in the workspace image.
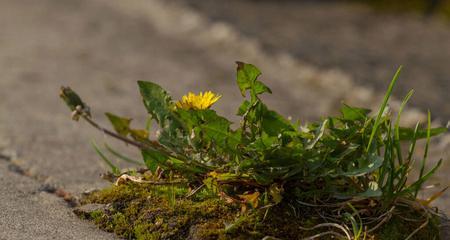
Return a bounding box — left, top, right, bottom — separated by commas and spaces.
81, 183, 237, 239
79, 183, 441, 239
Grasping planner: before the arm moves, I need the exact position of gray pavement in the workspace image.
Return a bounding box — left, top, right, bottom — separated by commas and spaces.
0, 0, 448, 238
181, 0, 450, 122
0, 161, 116, 240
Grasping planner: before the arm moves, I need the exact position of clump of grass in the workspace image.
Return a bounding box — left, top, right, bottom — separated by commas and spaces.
61, 62, 447, 239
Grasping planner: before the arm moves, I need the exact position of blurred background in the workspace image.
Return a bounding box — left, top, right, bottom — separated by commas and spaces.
0, 0, 449, 236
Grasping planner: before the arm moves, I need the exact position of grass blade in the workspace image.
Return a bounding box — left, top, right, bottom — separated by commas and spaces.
367, 66, 402, 152
92, 141, 121, 175
415, 111, 432, 197
104, 143, 143, 165
394, 89, 414, 164
410, 159, 442, 197
406, 122, 421, 163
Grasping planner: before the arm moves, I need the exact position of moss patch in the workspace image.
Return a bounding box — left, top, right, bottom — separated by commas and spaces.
76, 183, 441, 240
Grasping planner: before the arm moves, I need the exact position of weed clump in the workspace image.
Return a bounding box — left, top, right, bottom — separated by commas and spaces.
62, 62, 447, 239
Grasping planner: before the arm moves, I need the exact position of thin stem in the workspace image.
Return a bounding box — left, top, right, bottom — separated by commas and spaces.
83, 116, 150, 150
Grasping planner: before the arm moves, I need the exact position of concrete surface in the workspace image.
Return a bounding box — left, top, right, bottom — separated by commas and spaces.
0, 0, 448, 239
181, 0, 450, 122
0, 161, 116, 240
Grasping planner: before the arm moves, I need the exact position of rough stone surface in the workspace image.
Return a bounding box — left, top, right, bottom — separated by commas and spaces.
0, 161, 116, 240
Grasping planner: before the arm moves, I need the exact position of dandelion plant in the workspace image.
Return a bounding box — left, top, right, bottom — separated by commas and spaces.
61, 62, 448, 239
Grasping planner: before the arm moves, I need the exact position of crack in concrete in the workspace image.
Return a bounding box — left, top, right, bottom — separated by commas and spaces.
0, 149, 79, 208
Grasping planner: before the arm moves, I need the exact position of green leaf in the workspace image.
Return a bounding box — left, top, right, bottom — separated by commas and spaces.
305, 119, 328, 150
105, 112, 132, 137
358, 181, 382, 197
237, 100, 250, 116
236, 62, 260, 96
416, 110, 432, 197
200, 114, 232, 148
254, 81, 272, 95
142, 149, 208, 175
129, 129, 149, 141
141, 149, 169, 173
175, 108, 199, 130
166, 157, 208, 175
236, 62, 271, 97
253, 172, 274, 185
260, 107, 294, 136
394, 90, 415, 164
137, 81, 173, 127
340, 104, 371, 121
336, 154, 383, 177
177, 109, 240, 151
105, 112, 149, 141
211, 172, 244, 181
398, 126, 447, 141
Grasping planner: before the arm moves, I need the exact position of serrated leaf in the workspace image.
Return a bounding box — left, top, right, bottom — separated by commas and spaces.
199, 110, 233, 146
137, 81, 173, 127
178, 109, 239, 151
236, 62, 271, 97
254, 81, 272, 95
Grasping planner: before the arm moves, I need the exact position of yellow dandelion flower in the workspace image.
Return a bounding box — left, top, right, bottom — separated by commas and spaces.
176, 91, 221, 110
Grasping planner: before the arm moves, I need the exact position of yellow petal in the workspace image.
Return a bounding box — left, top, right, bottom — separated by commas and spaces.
175, 91, 221, 110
